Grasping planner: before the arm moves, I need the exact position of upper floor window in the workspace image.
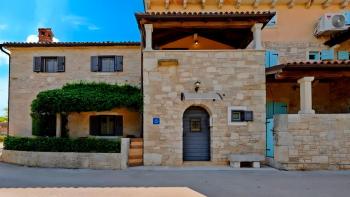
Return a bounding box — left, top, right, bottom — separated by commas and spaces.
266, 15, 277, 28
33, 56, 65, 73
91, 56, 123, 72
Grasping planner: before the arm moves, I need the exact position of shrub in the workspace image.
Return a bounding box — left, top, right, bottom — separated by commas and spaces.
4, 136, 121, 153
31, 82, 142, 115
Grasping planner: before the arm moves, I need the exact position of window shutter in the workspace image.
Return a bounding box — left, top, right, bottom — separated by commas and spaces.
265, 51, 271, 68
89, 116, 99, 135
91, 56, 99, 72
321, 49, 334, 60
115, 56, 123, 72
115, 116, 123, 136
338, 51, 349, 60
243, 111, 253, 121
57, 56, 65, 72
270, 50, 279, 67
33, 57, 42, 72
266, 15, 277, 27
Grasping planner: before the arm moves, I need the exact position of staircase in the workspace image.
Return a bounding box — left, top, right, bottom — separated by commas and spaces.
128, 138, 143, 167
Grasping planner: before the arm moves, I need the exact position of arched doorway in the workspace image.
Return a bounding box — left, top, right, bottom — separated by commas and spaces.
183, 106, 210, 161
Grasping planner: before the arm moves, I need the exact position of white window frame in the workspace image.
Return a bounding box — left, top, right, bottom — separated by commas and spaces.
228, 106, 248, 126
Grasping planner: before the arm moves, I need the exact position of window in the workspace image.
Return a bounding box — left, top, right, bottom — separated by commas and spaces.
91, 56, 123, 72
190, 118, 201, 132
308, 51, 320, 61
266, 15, 277, 28
90, 115, 123, 136
33, 56, 65, 73
228, 106, 253, 125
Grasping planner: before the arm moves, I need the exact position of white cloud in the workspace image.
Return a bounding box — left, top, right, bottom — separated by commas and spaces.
26, 34, 60, 42
62, 15, 100, 31
0, 24, 7, 30
0, 77, 8, 115
0, 49, 8, 65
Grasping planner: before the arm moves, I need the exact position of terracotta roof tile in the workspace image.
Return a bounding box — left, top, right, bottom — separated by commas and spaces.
1, 41, 140, 48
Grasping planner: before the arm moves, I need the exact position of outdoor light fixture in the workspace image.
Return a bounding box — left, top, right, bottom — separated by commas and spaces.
194, 81, 201, 92
193, 33, 199, 46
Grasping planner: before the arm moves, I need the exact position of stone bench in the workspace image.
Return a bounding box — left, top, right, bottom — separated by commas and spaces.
229, 154, 265, 168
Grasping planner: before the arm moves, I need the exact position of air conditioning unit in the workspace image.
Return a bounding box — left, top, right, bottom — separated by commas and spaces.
314, 13, 348, 37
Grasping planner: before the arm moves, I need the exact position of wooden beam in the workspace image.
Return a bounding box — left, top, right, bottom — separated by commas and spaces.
253, 0, 260, 8
271, 0, 278, 8
322, 0, 332, 8
218, 0, 224, 9
202, 0, 206, 9
235, 0, 241, 9
183, 0, 188, 9
275, 71, 350, 80
151, 21, 255, 29
340, 0, 349, 8
165, 0, 170, 10
305, 0, 313, 9
145, 0, 151, 9
288, 0, 295, 8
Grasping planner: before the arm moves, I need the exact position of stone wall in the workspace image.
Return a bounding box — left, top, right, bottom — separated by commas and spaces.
143, 50, 266, 166
7, 46, 141, 136
271, 114, 350, 170
264, 41, 326, 64
0, 138, 130, 170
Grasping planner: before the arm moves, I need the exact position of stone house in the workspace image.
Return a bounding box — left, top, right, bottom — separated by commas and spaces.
0, 0, 350, 169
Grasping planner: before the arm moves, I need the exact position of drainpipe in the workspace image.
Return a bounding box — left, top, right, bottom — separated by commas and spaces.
0, 44, 10, 136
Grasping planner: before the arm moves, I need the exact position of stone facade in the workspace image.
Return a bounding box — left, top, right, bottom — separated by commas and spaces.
143, 50, 266, 166
271, 114, 350, 170
0, 138, 130, 170
7, 46, 141, 137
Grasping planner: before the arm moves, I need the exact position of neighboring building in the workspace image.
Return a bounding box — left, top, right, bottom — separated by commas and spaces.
1, 1, 349, 169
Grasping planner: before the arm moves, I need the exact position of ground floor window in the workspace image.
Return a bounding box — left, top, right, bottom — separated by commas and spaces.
89, 115, 123, 136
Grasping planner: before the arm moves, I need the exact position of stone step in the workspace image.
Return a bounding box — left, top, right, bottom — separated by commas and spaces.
130, 144, 143, 149
130, 140, 143, 145
128, 155, 143, 160
128, 159, 143, 167
129, 148, 143, 156
130, 138, 143, 143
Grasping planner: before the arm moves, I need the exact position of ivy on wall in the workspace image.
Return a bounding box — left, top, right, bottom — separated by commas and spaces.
31, 82, 142, 115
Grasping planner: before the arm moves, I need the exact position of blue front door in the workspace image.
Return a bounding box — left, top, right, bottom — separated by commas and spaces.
266, 101, 288, 158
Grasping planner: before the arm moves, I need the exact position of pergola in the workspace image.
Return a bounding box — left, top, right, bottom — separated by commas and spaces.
266, 60, 350, 114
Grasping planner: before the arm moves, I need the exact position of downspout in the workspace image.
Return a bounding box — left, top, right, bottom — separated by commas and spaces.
0, 44, 10, 136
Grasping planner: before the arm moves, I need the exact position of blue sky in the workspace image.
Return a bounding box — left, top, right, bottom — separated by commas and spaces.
0, 0, 144, 115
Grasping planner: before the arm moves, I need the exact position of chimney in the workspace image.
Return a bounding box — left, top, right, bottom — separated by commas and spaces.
38, 28, 54, 42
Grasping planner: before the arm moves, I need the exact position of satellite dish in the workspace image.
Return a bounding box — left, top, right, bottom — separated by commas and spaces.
332, 15, 346, 28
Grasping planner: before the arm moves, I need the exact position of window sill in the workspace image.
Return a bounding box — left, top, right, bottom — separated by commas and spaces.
89, 136, 122, 139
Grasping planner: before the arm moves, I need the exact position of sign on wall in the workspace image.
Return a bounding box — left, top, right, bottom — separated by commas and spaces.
153, 117, 160, 125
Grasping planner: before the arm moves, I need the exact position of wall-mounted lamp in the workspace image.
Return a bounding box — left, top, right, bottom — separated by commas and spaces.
194, 81, 201, 92
193, 33, 199, 46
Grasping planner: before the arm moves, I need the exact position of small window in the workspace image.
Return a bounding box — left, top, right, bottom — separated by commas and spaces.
90, 115, 123, 136
100, 57, 115, 72
33, 56, 65, 73
308, 51, 320, 61
228, 106, 254, 125
231, 110, 244, 122
190, 118, 201, 132
266, 15, 277, 28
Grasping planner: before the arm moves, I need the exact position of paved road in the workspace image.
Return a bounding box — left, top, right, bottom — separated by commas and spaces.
0, 162, 350, 197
